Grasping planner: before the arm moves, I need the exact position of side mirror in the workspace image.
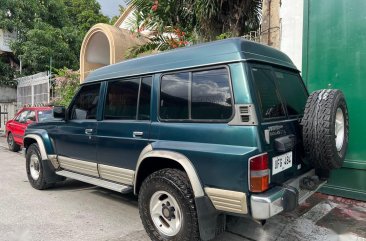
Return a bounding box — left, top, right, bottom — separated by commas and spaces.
53, 106, 66, 120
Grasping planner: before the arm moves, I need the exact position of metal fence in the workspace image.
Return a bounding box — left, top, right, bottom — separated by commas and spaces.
16, 72, 50, 107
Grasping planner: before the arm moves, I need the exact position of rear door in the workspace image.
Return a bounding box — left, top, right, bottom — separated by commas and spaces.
249, 64, 310, 185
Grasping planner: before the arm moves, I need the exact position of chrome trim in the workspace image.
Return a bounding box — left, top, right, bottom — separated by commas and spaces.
205, 188, 248, 214
250, 169, 327, 220
58, 156, 99, 177
134, 144, 205, 197
132, 131, 144, 138
250, 186, 286, 220
98, 164, 135, 185
228, 104, 258, 126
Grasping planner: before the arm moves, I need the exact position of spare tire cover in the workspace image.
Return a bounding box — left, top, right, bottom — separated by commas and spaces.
302, 89, 349, 170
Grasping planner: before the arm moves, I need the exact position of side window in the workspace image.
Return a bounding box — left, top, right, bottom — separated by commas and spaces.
138, 77, 152, 120
251, 68, 285, 119
104, 78, 139, 120
160, 73, 189, 120
26, 111, 36, 122
69, 84, 100, 120
191, 68, 232, 120
17, 110, 29, 123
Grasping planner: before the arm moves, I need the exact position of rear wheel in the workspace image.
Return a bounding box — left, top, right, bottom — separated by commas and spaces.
7, 132, 20, 152
302, 89, 349, 170
138, 169, 200, 241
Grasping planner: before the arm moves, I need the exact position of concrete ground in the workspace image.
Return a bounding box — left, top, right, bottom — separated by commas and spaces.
0, 135, 365, 241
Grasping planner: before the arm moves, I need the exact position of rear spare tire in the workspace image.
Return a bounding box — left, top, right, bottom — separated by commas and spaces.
302, 89, 349, 170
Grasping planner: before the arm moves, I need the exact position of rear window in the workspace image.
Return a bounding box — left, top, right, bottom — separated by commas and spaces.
38, 110, 54, 122
252, 68, 285, 119
251, 66, 308, 120
274, 71, 308, 116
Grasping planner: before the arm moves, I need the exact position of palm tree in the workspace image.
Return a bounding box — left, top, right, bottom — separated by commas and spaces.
125, 0, 261, 57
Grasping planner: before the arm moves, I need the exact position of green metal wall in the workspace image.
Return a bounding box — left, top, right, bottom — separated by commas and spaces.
303, 0, 366, 200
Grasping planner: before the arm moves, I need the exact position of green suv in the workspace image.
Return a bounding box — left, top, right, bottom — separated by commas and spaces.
24, 38, 349, 241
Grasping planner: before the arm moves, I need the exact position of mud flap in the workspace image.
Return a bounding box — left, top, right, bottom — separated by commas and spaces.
195, 196, 222, 241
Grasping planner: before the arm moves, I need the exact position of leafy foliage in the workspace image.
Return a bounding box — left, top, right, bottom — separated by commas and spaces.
0, 0, 109, 76
0, 57, 17, 87
126, 0, 261, 56
110, 5, 126, 25
51, 68, 80, 106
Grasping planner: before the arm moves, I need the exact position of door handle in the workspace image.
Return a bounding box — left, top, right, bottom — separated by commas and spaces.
85, 129, 93, 135
133, 131, 143, 138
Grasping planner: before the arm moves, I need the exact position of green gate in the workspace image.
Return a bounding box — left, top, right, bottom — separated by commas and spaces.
303, 0, 366, 200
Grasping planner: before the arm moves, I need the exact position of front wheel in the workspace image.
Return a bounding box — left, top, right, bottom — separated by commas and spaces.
7, 132, 20, 152
26, 143, 54, 190
138, 169, 200, 241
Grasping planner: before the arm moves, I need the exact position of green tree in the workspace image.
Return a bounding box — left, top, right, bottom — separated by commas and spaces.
62, 0, 109, 35
0, 0, 109, 77
0, 57, 17, 87
11, 22, 81, 73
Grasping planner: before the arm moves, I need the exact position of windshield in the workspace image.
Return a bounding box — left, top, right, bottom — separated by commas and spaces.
251, 65, 308, 120
38, 110, 54, 122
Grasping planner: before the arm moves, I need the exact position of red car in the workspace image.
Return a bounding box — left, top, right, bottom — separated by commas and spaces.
5, 106, 53, 152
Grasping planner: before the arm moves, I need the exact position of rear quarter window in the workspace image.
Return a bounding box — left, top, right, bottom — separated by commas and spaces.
159, 67, 233, 121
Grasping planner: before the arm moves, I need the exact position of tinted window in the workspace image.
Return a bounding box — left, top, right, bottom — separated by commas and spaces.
138, 77, 152, 120
38, 110, 54, 122
160, 73, 189, 119
104, 78, 139, 120
274, 71, 308, 116
191, 68, 232, 119
251, 68, 285, 119
69, 84, 100, 120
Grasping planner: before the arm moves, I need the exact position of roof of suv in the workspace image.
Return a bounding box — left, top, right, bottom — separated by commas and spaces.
84, 37, 297, 83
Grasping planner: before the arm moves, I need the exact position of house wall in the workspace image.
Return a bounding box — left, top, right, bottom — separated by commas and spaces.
280, 0, 304, 71
0, 87, 17, 132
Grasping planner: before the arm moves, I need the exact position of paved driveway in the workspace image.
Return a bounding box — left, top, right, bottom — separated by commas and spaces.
0, 136, 365, 241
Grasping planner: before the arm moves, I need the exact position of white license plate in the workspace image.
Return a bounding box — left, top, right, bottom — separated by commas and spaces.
272, 152, 293, 175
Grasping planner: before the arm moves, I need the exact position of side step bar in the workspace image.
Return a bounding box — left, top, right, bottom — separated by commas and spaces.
56, 170, 133, 194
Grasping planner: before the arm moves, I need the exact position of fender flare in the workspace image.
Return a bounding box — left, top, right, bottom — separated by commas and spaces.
24, 134, 59, 168
134, 144, 205, 198
24, 134, 49, 160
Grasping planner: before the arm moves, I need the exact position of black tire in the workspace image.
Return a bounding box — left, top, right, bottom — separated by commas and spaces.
7, 132, 20, 152
26, 143, 55, 190
302, 89, 349, 170
138, 168, 200, 241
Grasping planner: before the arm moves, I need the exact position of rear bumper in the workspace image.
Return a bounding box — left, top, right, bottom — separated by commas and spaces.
250, 169, 326, 220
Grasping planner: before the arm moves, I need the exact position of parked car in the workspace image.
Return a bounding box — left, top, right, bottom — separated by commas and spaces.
5, 106, 53, 152
23, 38, 349, 241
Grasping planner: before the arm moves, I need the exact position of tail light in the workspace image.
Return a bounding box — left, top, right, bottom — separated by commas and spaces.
249, 153, 270, 192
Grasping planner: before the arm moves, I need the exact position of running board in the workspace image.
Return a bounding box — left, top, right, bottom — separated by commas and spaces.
56, 170, 133, 193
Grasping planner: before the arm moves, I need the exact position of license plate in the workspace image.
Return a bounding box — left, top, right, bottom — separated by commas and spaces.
272, 152, 293, 175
